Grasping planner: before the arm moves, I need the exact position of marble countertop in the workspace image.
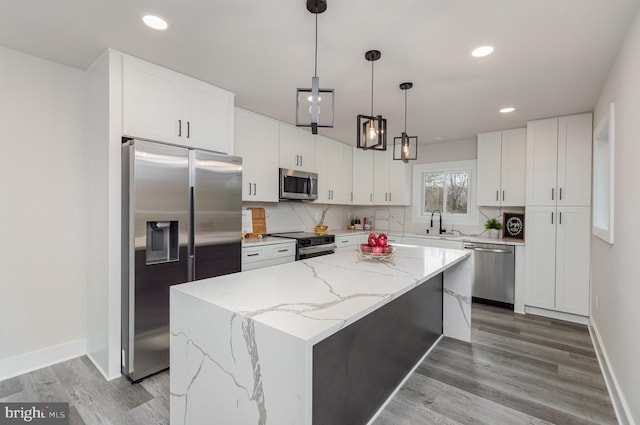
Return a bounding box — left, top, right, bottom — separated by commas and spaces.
331, 229, 524, 246
241, 236, 295, 247
172, 245, 470, 345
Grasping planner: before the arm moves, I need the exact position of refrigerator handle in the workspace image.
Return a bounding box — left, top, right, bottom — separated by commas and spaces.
188, 186, 195, 281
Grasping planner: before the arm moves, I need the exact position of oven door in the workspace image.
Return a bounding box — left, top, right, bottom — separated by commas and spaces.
280, 168, 318, 201
298, 243, 337, 260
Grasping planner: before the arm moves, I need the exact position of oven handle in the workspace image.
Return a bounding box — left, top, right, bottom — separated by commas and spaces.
298, 243, 337, 255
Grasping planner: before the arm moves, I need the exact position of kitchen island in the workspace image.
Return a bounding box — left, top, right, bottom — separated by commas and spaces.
170, 245, 471, 425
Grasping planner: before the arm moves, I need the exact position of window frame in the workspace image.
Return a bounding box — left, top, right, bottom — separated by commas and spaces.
412, 160, 479, 226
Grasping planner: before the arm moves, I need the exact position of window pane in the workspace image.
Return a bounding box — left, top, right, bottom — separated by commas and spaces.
446, 172, 468, 214
423, 173, 444, 213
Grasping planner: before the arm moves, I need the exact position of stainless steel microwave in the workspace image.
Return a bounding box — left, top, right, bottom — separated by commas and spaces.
279, 168, 318, 201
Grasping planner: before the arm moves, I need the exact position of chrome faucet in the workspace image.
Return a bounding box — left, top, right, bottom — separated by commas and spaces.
430, 210, 445, 234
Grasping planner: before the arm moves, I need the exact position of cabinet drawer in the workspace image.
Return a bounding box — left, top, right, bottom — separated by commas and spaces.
269, 243, 295, 259
242, 241, 296, 270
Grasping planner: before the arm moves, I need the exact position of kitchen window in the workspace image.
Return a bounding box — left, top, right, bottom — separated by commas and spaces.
412, 160, 478, 225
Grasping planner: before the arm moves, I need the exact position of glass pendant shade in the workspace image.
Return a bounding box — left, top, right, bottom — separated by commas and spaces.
296, 77, 334, 134
357, 114, 387, 150
393, 133, 418, 162
393, 82, 418, 162
295, 1, 333, 135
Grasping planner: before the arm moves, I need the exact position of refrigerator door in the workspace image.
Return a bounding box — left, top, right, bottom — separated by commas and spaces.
192, 150, 242, 280
122, 140, 190, 381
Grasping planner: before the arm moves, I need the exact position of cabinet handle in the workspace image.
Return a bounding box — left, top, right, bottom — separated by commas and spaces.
178, 119, 182, 137
331, 190, 334, 199
187, 121, 190, 138
559, 212, 562, 224
502, 190, 505, 201
551, 188, 555, 201
559, 188, 563, 201
496, 190, 499, 201
551, 212, 554, 224
341, 240, 349, 244
247, 253, 260, 257
277, 249, 289, 253
253, 183, 257, 196
389, 192, 392, 202
248, 183, 252, 195
370, 193, 372, 202
351, 192, 353, 202
385, 193, 388, 202
300, 155, 303, 167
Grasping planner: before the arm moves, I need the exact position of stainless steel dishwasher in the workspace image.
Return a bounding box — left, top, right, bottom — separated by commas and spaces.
464, 242, 515, 309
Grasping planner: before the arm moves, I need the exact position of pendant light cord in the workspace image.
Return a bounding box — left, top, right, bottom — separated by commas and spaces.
314, 14, 318, 77
404, 89, 408, 132
370, 60, 374, 116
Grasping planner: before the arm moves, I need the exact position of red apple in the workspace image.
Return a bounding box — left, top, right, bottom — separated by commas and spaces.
368, 234, 378, 247
360, 243, 372, 253
377, 234, 388, 247
382, 245, 393, 254
371, 246, 383, 255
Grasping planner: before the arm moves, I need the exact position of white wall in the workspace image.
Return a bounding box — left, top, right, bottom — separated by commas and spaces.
591, 6, 640, 424
0, 47, 88, 379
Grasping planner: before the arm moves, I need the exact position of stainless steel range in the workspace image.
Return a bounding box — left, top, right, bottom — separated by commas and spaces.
271, 232, 336, 260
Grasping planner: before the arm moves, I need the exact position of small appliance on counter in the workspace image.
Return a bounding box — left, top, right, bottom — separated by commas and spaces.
271, 232, 336, 260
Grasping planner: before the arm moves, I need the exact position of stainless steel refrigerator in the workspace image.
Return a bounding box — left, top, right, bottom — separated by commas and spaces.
121, 139, 242, 381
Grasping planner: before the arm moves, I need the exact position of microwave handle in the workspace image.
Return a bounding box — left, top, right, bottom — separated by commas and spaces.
308, 176, 313, 196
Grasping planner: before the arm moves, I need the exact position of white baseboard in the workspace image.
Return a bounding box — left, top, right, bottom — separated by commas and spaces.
0, 339, 86, 381
589, 319, 636, 425
524, 305, 589, 325
85, 351, 121, 382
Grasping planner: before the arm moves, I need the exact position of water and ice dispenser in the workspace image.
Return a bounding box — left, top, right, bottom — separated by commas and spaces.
146, 221, 179, 265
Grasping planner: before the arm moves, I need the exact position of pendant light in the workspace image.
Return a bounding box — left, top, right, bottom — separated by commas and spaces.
393, 82, 418, 162
296, 0, 334, 134
357, 50, 387, 151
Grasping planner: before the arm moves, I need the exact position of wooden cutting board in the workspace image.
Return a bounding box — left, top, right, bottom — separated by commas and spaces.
246, 207, 267, 238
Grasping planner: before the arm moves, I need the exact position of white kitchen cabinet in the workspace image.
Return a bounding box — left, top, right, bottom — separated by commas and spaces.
526, 114, 592, 206
340, 144, 353, 204
524, 206, 590, 316
335, 234, 367, 252
279, 124, 315, 172
373, 149, 411, 205
352, 148, 374, 205
477, 128, 526, 206
315, 136, 343, 204
122, 55, 235, 153
242, 240, 296, 271
234, 108, 279, 202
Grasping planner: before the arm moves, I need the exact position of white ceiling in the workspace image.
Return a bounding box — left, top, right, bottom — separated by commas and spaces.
1, 0, 638, 146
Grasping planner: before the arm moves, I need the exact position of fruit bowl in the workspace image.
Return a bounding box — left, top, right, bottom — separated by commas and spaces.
357, 244, 395, 264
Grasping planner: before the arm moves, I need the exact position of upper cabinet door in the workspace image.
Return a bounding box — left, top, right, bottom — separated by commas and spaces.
476, 131, 502, 206
341, 144, 353, 204
500, 128, 526, 206
182, 76, 234, 154
373, 150, 390, 204
234, 108, 279, 202
352, 148, 374, 205
526, 118, 559, 206
122, 56, 182, 143
314, 135, 331, 203
388, 150, 411, 206
557, 113, 592, 206
279, 124, 316, 172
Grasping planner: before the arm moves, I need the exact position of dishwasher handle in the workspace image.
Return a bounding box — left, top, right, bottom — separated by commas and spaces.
464, 243, 513, 254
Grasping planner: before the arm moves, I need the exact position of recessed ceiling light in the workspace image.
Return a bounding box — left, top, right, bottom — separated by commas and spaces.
472, 46, 494, 58
142, 14, 168, 31
500, 107, 516, 113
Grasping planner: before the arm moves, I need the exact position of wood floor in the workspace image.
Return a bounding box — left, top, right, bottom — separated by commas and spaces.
0, 304, 616, 425
373, 303, 617, 425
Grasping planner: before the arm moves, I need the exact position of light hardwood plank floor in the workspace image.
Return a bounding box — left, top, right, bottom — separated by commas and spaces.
0, 304, 616, 425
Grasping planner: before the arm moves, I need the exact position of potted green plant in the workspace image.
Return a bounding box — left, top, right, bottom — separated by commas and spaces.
485, 217, 503, 239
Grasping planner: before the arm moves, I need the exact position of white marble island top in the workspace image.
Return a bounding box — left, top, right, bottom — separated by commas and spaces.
172, 245, 470, 345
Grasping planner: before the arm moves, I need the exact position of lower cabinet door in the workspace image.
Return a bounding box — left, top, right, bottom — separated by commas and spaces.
524, 206, 557, 310
555, 206, 590, 315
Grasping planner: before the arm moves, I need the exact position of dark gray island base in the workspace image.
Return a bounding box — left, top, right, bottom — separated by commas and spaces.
314, 274, 443, 425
